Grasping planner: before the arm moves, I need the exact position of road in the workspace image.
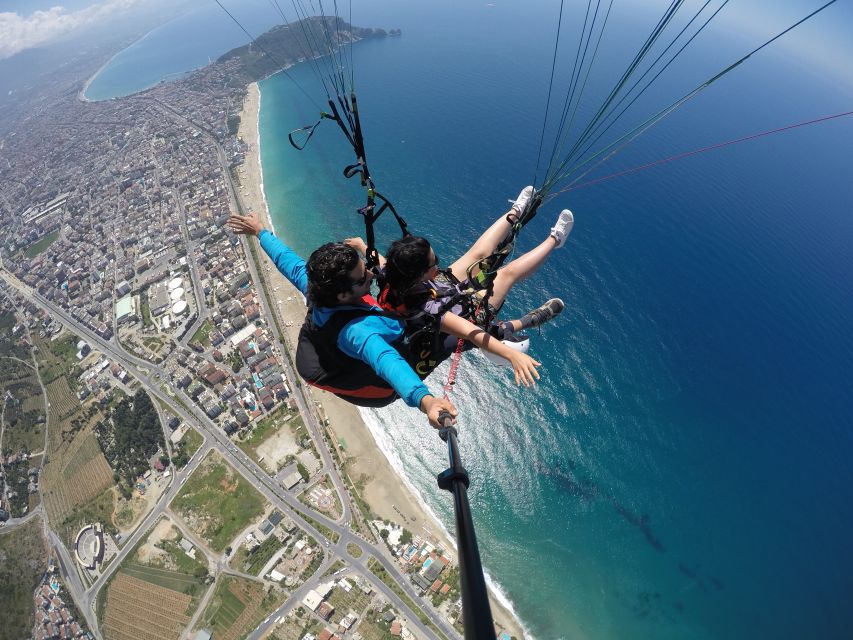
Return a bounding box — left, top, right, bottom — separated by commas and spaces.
1, 271, 460, 640
2, 99, 463, 640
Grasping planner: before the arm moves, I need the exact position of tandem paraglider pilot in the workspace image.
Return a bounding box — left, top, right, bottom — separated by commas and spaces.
225, 211, 457, 428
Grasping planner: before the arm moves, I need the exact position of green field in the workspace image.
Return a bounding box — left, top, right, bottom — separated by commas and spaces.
327, 579, 373, 625
0, 516, 48, 640
23, 231, 59, 258
198, 575, 281, 640
190, 319, 213, 347
56, 486, 116, 547
121, 563, 206, 610
154, 536, 210, 578
172, 427, 204, 469
37, 332, 80, 386
98, 517, 211, 624
202, 576, 248, 635
171, 451, 266, 552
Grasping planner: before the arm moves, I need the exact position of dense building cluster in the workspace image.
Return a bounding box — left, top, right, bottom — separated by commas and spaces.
33, 559, 93, 640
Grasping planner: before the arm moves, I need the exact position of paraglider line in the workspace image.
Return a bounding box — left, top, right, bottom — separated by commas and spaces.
548, 109, 853, 195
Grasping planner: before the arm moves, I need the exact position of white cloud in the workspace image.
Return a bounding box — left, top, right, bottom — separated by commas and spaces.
0, 0, 138, 60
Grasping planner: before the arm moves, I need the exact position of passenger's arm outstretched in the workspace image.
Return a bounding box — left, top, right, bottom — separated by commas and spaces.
439, 313, 541, 386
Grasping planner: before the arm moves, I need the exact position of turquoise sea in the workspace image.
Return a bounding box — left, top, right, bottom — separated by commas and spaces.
90, 1, 853, 638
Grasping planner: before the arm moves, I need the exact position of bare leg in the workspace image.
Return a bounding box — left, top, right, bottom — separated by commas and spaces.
487, 234, 558, 309
448, 210, 515, 282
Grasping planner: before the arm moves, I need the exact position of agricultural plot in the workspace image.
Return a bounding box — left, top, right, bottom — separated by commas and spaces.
0, 359, 37, 390
0, 358, 45, 454
46, 376, 80, 422
197, 576, 281, 640
121, 563, 206, 601
123, 517, 209, 600
327, 583, 373, 626
0, 311, 31, 359
41, 431, 114, 528
355, 616, 402, 640
1, 384, 45, 454
35, 332, 80, 385
22, 390, 45, 414
170, 451, 266, 552
102, 573, 192, 640
269, 616, 324, 640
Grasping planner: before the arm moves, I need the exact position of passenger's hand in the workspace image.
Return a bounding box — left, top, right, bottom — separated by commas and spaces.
420, 395, 458, 428
344, 237, 368, 255
226, 211, 264, 236
508, 352, 541, 387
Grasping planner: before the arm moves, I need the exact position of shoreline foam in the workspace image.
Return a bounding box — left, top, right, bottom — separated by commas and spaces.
358, 407, 535, 640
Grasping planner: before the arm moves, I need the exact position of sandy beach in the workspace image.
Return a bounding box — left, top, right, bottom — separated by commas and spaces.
236, 82, 526, 639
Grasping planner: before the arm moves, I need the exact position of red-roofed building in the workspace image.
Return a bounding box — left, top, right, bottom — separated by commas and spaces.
390, 620, 402, 636
317, 601, 335, 620
200, 364, 227, 385
431, 579, 442, 592
318, 629, 333, 640
440, 583, 451, 594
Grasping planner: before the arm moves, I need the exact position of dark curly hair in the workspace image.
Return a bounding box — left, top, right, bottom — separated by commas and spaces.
383, 235, 433, 306
306, 242, 360, 307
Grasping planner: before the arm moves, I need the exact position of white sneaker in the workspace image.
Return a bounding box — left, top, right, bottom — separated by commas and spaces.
511, 186, 535, 215
550, 209, 574, 248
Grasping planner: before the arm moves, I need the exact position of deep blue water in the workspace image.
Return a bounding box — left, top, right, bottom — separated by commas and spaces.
94, 1, 853, 638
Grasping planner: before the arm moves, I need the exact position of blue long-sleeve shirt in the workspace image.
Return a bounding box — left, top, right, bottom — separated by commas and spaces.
258, 229, 431, 408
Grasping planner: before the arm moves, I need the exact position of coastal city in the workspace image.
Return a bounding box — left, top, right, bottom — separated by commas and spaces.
5, 1, 853, 639
0, 12, 522, 640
